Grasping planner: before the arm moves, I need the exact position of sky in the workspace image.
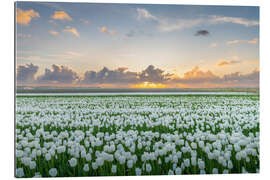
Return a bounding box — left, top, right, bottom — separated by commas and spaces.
16, 2, 259, 88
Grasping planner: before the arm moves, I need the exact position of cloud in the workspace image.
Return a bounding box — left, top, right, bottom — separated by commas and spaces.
80, 19, 90, 24
136, 8, 157, 21
209, 15, 259, 27
51, 11, 72, 21
49, 30, 59, 36
217, 60, 241, 66
63, 26, 80, 37
135, 8, 203, 32
173, 66, 220, 84
100, 27, 110, 35
231, 56, 239, 60
66, 51, 82, 57
158, 18, 203, 32
210, 42, 217, 47
46, 51, 83, 59
26, 56, 42, 61
100, 26, 117, 35
110, 30, 117, 35
17, 64, 259, 88
135, 8, 258, 33
81, 65, 173, 84
17, 33, 31, 38
48, 19, 57, 25
227, 40, 239, 45
222, 69, 259, 85
126, 30, 135, 37
227, 38, 259, 45
139, 65, 173, 83
217, 61, 229, 66
158, 16, 259, 32
81, 67, 138, 84
247, 38, 258, 44
171, 66, 259, 87
125, 29, 152, 38
37, 64, 79, 84
17, 63, 39, 83
16, 56, 44, 63
230, 60, 241, 64
195, 30, 210, 36
16, 8, 40, 25
135, 9, 258, 33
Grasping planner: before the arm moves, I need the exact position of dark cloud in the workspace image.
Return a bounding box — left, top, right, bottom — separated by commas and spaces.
81, 66, 138, 84
195, 30, 210, 36
80, 65, 172, 84
37, 64, 79, 84
222, 70, 259, 85
139, 65, 173, 83
17, 63, 39, 83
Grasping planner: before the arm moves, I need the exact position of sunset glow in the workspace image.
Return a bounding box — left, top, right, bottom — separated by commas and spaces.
130, 82, 168, 88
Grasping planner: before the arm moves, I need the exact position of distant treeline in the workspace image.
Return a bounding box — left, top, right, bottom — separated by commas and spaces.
16, 87, 259, 94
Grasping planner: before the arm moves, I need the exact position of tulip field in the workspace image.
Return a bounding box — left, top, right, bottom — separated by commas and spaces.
15, 94, 259, 177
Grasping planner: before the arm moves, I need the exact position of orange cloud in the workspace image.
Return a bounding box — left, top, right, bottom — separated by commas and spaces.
226, 39, 258, 45
16, 8, 40, 25
210, 42, 217, 47
100, 26, 117, 35
110, 30, 117, 35
247, 38, 258, 44
231, 56, 239, 60
182, 66, 217, 80
63, 26, 80, 37
100, 26, 110, 35
217, 61, 230, 66
226, 40, 239, 45
217, 59, 241, 66
49, 30, 59, 36
51, 11, 72, 21
171, 66, 259, 88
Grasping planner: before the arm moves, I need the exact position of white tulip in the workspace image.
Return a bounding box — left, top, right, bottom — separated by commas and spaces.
45, 153, 51, 161
146, 163, 152, 173
69, 158, 78, 167
175, 167, 182, 175
33, 172, 42, 178
49, 168, 57, 177
168, 169, 174, 175
111, 165, 117, 174
85, 153, 92, 162
212, 168, 218, 174
127, 159, 133, 169
92, 162, 98, 170
223, 169, 229, 174
16, 168, 24, 178
184, 159, 190, 167
200, 170, 206, 174
83, 164, 89, 172
135, 168, 142, 175
29, 161, 36, 169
